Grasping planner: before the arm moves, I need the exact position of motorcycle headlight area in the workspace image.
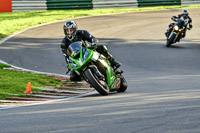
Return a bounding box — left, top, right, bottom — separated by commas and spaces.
174, 25, 179, 31
69, 58, 79, 68
83, 48, 89, 61
70, 62, 79, 68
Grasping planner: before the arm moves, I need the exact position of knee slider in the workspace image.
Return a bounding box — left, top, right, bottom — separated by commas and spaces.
70, 71, 82, 81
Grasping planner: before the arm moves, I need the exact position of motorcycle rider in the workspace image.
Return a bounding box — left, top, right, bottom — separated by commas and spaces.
61, 20, 122, 81
165, 9, 192, 39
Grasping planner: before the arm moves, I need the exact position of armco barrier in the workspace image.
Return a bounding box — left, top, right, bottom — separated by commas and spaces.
93, 0, 138, 9
46, 0, 93, 10
137, 0, 181, 7
181, 0, 200, 5
12, 0, 47, 12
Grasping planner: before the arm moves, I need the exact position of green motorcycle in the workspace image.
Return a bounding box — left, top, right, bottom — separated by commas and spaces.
66, 41, 127, 95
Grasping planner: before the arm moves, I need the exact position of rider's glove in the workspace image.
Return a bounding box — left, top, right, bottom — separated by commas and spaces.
88, 38, 98, 49
88, 43, 97, 49
91, 41, 97, 46
171, 16, 175, 20
92, 38, 98, 45
171, 16, 177, 21
91, 42, 97, 47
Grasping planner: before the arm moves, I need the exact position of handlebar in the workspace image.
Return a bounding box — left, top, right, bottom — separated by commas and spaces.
171, 16, 178, 22
87, 45, 97, 49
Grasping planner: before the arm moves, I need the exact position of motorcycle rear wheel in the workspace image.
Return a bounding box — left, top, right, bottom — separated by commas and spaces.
84, 68, 109, 95
117, 75, 128, 92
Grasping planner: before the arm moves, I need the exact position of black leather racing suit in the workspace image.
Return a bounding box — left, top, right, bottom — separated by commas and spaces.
61, 30, 116, 81
166, 14, 192, 38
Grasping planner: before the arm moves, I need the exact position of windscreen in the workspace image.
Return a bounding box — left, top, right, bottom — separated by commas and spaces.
67, 41, 82, 57
177, 17, 185, 28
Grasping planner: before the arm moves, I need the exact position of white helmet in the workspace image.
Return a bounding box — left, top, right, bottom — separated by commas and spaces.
63, 20, 77, 41
182, 9, 189, 17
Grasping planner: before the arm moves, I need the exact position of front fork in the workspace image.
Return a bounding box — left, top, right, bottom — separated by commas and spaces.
168, 30, 180, 42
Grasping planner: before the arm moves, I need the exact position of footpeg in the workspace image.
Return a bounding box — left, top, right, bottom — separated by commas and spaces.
115, 69, 123, 74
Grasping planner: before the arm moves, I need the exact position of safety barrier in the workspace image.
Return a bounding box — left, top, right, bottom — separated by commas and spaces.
181, 0, 200, 5
137, 0, 181, 7
1, 0, 200, 12
46, 0, 93, 10
12, 0, 47, 12
92, 0, 138, 9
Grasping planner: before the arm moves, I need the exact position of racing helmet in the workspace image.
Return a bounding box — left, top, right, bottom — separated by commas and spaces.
182, 9, 189, 17
63, 20, 77, 40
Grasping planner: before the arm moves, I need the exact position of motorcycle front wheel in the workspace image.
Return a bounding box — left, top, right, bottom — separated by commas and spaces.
84, 68, 109, 95
166, 33, 176, 47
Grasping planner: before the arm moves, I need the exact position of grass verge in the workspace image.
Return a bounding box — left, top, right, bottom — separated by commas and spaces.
0, 63, 62, 100
1, 5, 200, 40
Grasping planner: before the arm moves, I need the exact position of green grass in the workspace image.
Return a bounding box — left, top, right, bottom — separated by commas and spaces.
0, 63, 62, 99
0, 5, 200, 40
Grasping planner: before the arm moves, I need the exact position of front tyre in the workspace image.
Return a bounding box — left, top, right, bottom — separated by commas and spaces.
84, 68, 109, 95
117, 75, 127, 92
166, 33, 176, 47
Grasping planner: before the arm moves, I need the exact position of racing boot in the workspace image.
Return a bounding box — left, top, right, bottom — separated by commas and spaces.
70, 70, 82, 81
115, 68, 123, 74
107, 53, 121, 70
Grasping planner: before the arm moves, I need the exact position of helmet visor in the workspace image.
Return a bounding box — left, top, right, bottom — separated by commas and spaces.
65, 28, 74, 35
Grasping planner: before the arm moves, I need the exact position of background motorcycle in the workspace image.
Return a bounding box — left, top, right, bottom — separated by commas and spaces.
166, 16, 189, 47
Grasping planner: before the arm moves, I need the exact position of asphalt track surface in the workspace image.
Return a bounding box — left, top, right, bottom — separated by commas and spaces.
0, 8, 200, 133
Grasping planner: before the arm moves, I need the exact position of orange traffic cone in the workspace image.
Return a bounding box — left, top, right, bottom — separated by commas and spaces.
24, 82, 32, 94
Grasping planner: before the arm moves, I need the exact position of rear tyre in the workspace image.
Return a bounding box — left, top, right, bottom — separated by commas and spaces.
117, 75, 127, 92
84, 68, 109, 95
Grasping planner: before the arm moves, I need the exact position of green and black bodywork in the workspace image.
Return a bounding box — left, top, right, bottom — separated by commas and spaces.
67, 41, 127, 95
